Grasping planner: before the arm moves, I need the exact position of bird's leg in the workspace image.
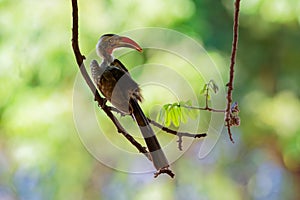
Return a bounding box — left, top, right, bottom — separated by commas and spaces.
96, 97, 107, 109
94, 93, 127, 118
154, 167, 175, 178
109, 106, 127, 117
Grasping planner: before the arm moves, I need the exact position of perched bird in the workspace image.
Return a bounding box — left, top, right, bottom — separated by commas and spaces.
90, 34, 169, 171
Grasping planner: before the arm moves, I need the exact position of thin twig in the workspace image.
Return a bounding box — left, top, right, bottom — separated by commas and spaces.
148, 118, 207, 150
225, 0, 241, 143
107, 105, 207, 150
181, 105, 225, 113
205, 82, 210, 109
178, 80, 225, 113
177, 135, 183, 151
148, 118, 207, 138
107, 104, 207, 139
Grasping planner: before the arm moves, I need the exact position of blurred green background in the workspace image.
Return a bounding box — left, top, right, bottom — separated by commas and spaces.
1, 0, 300, 199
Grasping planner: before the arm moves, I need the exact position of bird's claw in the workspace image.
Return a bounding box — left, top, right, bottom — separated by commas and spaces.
97, 98, 107, 108
154, 166, 175, 178
110, 107, 126, 117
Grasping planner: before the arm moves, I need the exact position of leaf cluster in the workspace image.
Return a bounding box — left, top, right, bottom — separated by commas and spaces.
156, 100, 198, 127
200, 79, 219, 100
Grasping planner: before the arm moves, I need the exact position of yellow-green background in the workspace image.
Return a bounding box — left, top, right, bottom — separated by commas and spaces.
1, 0, 300, 199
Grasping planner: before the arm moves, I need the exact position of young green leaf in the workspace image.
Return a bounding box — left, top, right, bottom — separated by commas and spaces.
156, 107, 166, 123
187, 107, 198, 119
164, 108, 171, 127
181, 106, 189, 119
169, 106, 179, 127
209, 79, 219, 94
172, 104, 181, 127
207, 94, 211, 100
179, 106, 187, 123
200, 83, 208, 95
185, 100, 193, 106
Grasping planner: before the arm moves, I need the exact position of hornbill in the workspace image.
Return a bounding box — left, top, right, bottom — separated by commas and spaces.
90, 34, 169, 171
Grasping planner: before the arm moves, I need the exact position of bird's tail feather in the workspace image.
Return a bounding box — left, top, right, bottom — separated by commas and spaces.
129, 99, 169, 170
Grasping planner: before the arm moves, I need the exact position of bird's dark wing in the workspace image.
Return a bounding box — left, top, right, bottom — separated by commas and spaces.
100, 65, 142, 113
111, 59, 129, 73
98, 66, 120, 101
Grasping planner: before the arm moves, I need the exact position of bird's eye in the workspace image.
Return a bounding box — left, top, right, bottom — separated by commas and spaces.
108, 39, 113, 43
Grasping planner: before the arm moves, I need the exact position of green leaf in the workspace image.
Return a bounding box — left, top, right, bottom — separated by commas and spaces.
181, 106, 190, 122
200, 84, 208, 95
169, 107, 178, 127
179, 101, 187, 107
180, 106, 188, 123
163, 104, 173, 126
209, 79, 219, 94
171, 104, 181, 127
165, 107, 171, 127
185, 100, 193, 106
156, 107, 165, 123
160, 101, 200, 126
159, 104, 171, 126
174, 105, 185, 124
207, 94, 211, 100
188, 107, 198, 120
163, 104, 171, 111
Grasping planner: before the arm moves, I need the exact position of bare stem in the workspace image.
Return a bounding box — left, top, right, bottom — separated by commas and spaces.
148, 118, 207, 150
225, 0, 241, 143
181, 105, 225, 113
148, 118, 207, 138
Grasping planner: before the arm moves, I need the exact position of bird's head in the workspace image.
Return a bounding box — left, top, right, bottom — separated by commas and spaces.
96, 34, 142, 60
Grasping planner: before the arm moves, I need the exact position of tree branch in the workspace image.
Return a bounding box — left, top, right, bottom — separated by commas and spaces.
225, 0, 241, 143
70, 0, 152, 163
147, 118, 207, 151
107, 105, 207, 151
180, 105, 225, 113
148, 118, 207, 138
